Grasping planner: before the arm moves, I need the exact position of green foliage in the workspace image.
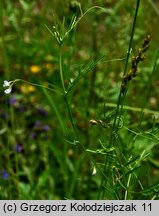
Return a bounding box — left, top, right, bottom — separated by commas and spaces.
0, 0, 159, 200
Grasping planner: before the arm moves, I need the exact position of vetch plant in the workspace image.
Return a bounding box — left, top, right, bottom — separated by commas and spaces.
1, 1, 159, 200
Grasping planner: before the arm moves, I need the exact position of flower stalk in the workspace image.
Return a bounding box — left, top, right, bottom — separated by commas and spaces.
121, 34, 151, 94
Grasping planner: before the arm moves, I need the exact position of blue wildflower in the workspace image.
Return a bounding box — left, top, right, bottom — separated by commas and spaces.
1, 169, 9, 180
16, 144, 23, 153
43, 125, 50, 132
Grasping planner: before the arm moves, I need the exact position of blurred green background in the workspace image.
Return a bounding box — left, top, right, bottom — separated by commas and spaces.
0, 0, 159, 199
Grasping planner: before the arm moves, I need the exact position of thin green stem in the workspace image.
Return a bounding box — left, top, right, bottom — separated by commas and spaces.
59, 47, 66, 93
148, 0, 159, 15
45, 6, 105, 46
99, 0, 141, 199
124, 173, 132, 200
42, 88, 65, 134
105, 102, 159, 115
62, 6, 105, 42
111, 0, 141, 141
58, 45, 69, 193
8, 79, 64, 95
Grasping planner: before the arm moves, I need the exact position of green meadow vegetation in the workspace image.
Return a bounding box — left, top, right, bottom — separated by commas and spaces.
0, 0, 159, 199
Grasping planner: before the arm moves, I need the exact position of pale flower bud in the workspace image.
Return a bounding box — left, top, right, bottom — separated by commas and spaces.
3, 80, 11, 87
4, 87, 12, 94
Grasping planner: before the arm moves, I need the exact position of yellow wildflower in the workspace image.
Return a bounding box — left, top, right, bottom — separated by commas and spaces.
30, 65, 41, 73
20, 84, 35, 94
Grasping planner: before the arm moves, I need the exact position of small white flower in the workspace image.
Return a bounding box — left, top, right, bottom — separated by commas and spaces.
3, 80, 12, 87
3, 80, 13, 94
4, 87, 12, 94
92, 166, 97, 175
3, 80, 13, 87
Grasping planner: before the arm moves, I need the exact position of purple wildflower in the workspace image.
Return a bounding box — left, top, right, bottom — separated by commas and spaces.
2, 170, 9, 180
16, 144, 23, 153
37, 107, 48, 116
9, 94, 16, 106
43, 125, 50, 132
30, 132, 37, 139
